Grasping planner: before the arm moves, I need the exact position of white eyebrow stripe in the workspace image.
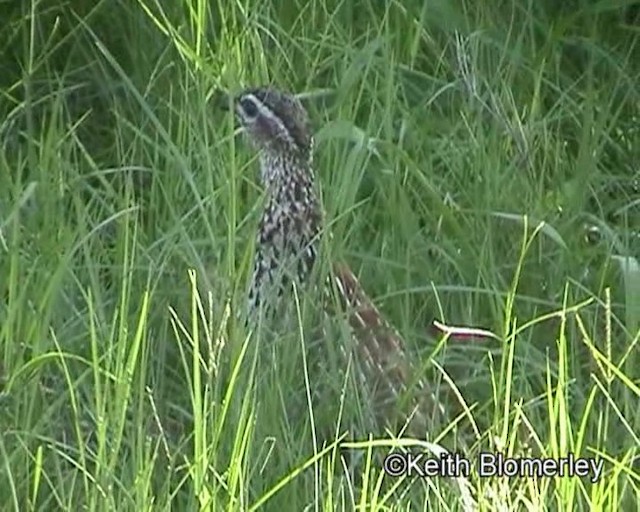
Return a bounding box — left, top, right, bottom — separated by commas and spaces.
239, 93, 295, 145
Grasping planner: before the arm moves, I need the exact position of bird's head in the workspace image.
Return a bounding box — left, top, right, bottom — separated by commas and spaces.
231, 87, 313, 159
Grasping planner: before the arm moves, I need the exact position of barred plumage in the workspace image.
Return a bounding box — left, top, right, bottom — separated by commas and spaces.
330, 263, 445, 433
234, 88, 322, 319
230, 86, 444, 434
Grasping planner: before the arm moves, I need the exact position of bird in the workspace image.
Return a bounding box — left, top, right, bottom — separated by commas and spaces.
226, 86, 447, 436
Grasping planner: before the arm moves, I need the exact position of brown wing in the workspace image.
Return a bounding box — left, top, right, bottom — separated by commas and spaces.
330, 262, 446, 436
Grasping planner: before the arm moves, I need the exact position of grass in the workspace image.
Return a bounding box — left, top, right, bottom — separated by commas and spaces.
1, 0, 639, 509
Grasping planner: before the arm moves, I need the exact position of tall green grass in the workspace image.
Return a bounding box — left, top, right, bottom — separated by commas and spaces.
1, 0, 638, 509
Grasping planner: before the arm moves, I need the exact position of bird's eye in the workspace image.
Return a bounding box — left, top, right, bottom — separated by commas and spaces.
240, 98, 259, 120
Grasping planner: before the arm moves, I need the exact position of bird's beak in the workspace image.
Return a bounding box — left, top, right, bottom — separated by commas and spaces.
212, 89, 244, 133
212, 88, 234, 112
